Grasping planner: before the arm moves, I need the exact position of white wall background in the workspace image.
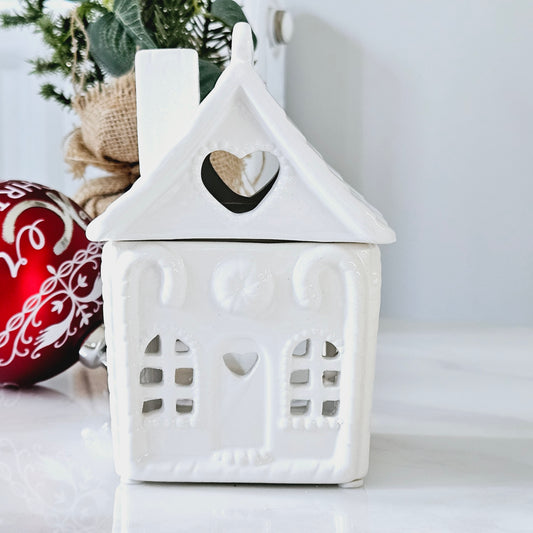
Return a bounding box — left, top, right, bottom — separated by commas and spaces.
1, 1, 532, 326
284, 0, 533, 326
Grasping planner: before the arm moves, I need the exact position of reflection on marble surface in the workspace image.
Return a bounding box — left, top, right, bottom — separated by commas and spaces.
113, 483, 366, 532
1, 320, 532, 532
0, 385, 116, 532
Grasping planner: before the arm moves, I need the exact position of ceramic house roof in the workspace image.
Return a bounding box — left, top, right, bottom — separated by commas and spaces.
87, 24, 395, 244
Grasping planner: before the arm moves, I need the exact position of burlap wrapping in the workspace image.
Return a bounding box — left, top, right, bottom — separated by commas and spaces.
65, 72, 139, 217
66, 72, 244, 218
210, 150, 244, 193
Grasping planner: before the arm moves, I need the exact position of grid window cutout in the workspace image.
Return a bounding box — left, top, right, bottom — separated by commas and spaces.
175, 339, 190, 353
145, 335, 161, 355
175, 368, 194, 386
322, 400, 339, 417
292, 339, 310, 357
322, 341, 339, 358
288, 337, 341, 420
142, 398, 163, 414
290, 369, 310, 385
290, 399, 310, 415
140, 367, 163, 385
176, 399, 193, 414
322, 370, 339, 387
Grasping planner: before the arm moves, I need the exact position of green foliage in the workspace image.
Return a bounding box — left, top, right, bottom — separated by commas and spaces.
87, 12, 138, 77
89, 0, 254, 99
198, 58, 222, 101
39, 82, 72, 107
88, 0, 157, 77
140, 0, 199, 49
0, 0, 255, 108
113, 0, 155, 49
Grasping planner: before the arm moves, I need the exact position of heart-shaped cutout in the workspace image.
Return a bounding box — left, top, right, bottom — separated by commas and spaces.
223, 352, 259, 376
201, 151, 280, 213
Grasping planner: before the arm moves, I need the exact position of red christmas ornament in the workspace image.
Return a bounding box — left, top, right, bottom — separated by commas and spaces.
0, 180, 103, 387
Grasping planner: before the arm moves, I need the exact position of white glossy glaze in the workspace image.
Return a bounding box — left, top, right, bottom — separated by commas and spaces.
84, 23, 394, 486
101, 241, 381, 484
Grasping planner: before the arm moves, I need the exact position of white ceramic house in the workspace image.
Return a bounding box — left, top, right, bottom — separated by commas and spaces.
87, 24, 395, 487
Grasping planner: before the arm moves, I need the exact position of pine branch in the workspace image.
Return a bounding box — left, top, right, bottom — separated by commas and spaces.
30, 57, 62, 74
140, 0, 199, 49
39, 83, 71, 107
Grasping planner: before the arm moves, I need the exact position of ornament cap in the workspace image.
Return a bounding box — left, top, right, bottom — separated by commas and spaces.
79, 324, 107, 369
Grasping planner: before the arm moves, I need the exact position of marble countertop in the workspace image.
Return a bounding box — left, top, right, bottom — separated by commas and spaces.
1, 320, 532, 532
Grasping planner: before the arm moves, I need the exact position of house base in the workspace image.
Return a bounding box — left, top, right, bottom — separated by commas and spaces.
103, 240, 382, 486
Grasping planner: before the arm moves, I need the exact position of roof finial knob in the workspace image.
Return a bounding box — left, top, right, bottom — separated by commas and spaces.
231, 22, 254, 65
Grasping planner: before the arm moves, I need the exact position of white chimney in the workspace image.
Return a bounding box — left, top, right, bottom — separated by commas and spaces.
135, 49, 199, 178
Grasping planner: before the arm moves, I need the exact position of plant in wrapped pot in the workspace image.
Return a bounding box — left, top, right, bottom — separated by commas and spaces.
1, 0, 256, 216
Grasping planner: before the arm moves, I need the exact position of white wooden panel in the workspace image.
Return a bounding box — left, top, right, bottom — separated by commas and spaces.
0, 23, 74, 195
